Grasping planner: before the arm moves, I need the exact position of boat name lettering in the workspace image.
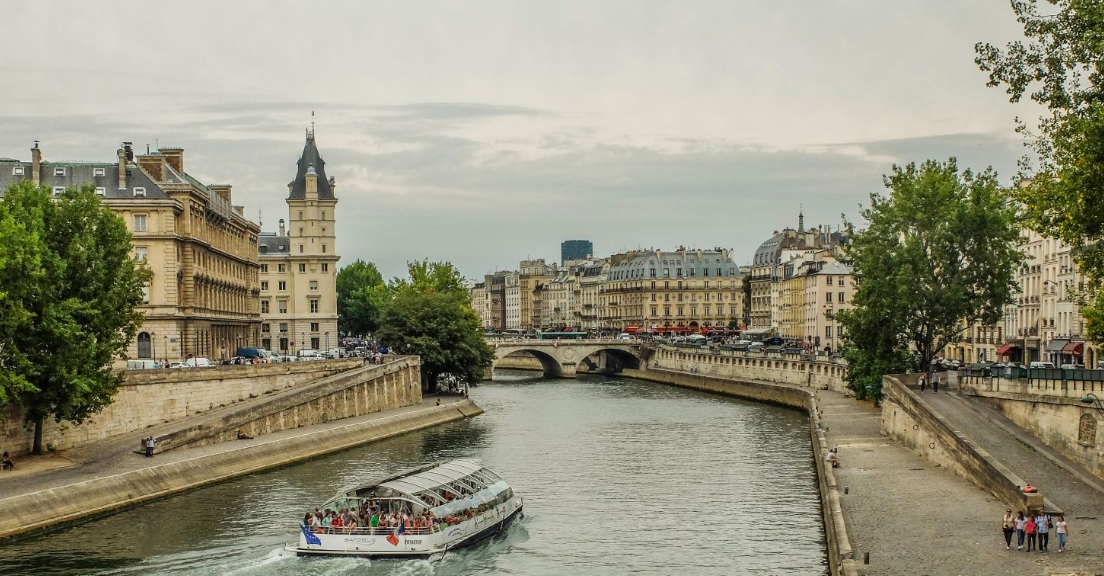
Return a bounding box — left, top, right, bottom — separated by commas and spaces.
405, 539, 422, 545
343, 537, 376, 545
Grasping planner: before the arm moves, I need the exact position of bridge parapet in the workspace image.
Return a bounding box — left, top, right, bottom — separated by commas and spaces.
490, 340, 644, 379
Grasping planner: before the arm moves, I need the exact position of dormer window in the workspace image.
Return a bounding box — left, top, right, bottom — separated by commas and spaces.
12, 166, 24, 176
53, 167, 65, 176
53, 186, 65, 195
93, 167, 105, 176
133, 187, 146, 197
95, 187, 105, 196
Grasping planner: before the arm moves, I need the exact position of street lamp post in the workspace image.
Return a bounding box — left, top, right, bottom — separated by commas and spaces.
1080, 393, 1104, 416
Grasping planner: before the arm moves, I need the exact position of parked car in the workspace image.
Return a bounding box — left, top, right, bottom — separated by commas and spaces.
168, 362, 187, 369
1060, 363, 1084, 370
1029, 361, 1056, 369
748, 342, 764, 352
184, 357, 214, 368
618, 333, 633, 340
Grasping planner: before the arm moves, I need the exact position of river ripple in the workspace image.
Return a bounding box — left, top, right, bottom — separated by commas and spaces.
4, 372, 827, 575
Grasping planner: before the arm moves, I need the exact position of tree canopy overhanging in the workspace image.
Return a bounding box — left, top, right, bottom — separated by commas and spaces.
0, 181, 150, 453
977, 0, 1104, 341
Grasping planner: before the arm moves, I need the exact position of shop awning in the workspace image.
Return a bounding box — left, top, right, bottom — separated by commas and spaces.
1062, 341, 1084, 355
996, 343, 1020, 356
741, 327, 773, 336
1046, 338, 1070, 353
622, 327, 641, 333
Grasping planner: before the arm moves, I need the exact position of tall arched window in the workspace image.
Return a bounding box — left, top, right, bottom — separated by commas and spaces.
137, 332, 152, 359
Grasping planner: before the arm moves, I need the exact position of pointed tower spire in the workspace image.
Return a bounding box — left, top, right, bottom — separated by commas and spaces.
798, 206, 805, 234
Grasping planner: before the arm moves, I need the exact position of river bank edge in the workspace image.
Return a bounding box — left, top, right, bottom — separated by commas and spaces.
0, 399, 483, 542
622, 367, 859, 576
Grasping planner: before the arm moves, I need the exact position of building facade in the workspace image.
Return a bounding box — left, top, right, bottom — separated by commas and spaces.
601, 248, 743, 333
749, 213, 847, 330
257, 130, 340, 355
0, 141, 262, 365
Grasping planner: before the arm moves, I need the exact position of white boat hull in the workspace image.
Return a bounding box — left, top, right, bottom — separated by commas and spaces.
286, 496, 523, 558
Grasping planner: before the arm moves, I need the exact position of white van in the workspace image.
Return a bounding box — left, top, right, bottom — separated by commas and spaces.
127, 359, 161, 370
618, 333, 633, 340
298, 350, 324, 361
1029, 361, 1055, 369
184, 357, 214, 368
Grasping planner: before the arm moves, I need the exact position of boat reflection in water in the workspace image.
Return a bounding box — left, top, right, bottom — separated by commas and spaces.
286, 459, 523, 558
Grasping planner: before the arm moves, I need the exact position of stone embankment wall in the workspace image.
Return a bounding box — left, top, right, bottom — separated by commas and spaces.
0, 400, 482, 541
0, 359, 363, 456
961, 378, 1104, 481
624, 367, 858, 576
651, 345, 850, 392
160, 358, 423, 451
881, 375, 1046, 513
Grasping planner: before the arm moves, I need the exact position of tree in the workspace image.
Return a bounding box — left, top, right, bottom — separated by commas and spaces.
976, 1, 1104, 340
376, 261, 492, 391
835, 159, 1022, 399
389, 259, 469, 302
0, 182, 150, 453
336, 259, 388, 336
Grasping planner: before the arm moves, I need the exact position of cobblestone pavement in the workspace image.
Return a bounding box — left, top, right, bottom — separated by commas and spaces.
920, 386, 1104, 574
818, 389, 1104, 576
0, 395, 466, 499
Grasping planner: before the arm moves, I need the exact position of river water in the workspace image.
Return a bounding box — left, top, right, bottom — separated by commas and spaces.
5, 372, 827, 575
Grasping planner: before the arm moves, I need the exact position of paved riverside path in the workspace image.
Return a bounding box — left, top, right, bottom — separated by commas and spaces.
0, 394, 469, 501
816, 388, 1104, 576
921, 385, 1104, 573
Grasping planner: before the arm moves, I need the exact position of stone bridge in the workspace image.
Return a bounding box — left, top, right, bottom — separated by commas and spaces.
490, 340, 645, 378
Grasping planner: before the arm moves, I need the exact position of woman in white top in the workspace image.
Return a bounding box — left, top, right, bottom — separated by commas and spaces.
1055, 515, 1068, 552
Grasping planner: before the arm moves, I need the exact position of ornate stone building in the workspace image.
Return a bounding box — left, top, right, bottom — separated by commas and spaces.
0, 141, 262, 365
257, 130, 339, 355
601, 248, 743, 334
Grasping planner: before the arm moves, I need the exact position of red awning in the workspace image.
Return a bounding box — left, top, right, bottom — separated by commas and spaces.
996, 343, 1020, 356
623, 327, 641, 333
1063, 341, 1084, 355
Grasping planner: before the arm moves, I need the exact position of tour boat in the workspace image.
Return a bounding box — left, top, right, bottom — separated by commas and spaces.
286, 459, 523, 558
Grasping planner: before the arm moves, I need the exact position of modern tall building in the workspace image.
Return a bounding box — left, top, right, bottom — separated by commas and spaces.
257, 129, 340, 355
561, 239, 593, 265
0, 141, 263, 365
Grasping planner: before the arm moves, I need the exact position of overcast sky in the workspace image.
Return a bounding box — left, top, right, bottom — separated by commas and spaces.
0, 1, 1037, 279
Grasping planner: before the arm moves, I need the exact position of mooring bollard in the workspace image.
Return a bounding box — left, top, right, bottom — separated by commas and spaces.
864, 552, 870, 564
844, 486, 849, 494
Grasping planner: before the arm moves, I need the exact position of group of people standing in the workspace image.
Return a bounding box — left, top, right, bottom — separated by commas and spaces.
1001, 509, 1067, 552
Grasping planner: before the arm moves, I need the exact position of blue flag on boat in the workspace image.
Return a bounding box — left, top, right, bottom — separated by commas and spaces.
302, 524, 322, 546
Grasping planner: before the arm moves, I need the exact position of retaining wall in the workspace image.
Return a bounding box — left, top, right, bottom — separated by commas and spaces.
159, 358, 423, 452
0, 359, 363, 456
960, 380, 1104, 481
624, 367, 858, 576
0, 400, 483, 540
881, 375, 1048, 513
651, 345, 850, 392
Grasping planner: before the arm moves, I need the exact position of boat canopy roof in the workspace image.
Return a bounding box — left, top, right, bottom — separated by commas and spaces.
379, 459, 490, 494
347, 459, 506, 509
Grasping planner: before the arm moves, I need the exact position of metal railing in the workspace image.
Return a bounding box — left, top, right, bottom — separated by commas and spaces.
306, 523, 440, 536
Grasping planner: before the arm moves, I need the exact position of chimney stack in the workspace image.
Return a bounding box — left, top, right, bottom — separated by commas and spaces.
117, 144, 128, 190
209, 184, 232, 203
31, 141, 41, 185
278, 218, 286, 237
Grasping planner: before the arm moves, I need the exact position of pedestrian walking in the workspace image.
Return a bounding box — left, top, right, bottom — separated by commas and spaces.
932, 369, 940, 393
1014, 511, 1026, 549
144, 436, 156, 458
1025, 515, 1037, 551
920, 375, 927, 394
1001, 509, 1016, 550
1035, 511, 1050, 552
1055, 515, 1067, 552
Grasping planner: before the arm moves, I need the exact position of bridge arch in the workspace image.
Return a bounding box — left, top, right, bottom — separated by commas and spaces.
489, 341, 644, 379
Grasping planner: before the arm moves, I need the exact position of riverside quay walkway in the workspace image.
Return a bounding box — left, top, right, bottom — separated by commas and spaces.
820, 380, 1104, 576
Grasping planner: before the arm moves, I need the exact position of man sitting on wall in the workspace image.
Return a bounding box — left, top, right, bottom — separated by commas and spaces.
2, 451, 13, 471
826, 448, 841, 468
